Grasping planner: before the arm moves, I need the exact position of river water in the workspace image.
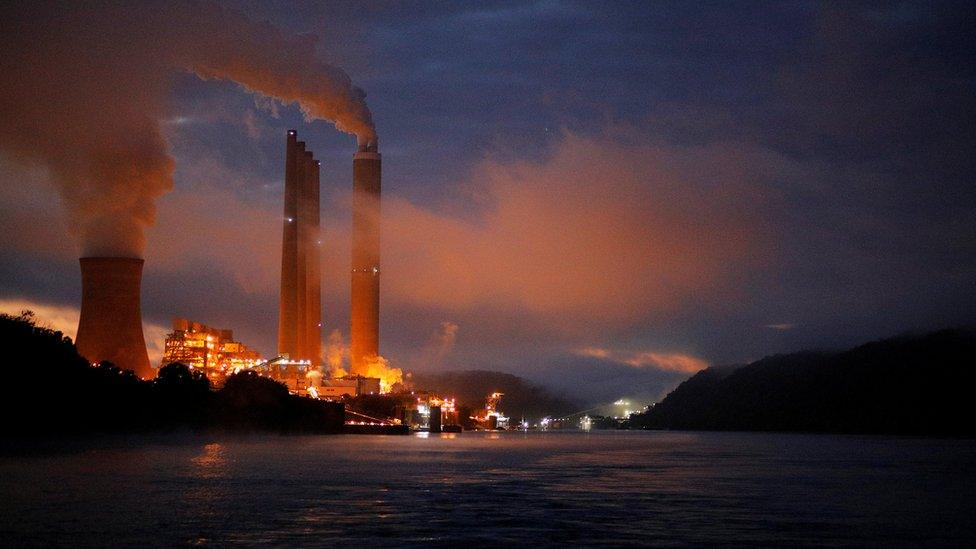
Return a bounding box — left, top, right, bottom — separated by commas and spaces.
1, 431, 974, 546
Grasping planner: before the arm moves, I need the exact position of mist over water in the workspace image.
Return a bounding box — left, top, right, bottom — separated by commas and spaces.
2, 432, 974, 545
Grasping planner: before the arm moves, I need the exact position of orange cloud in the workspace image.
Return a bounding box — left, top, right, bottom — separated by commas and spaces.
622, 352, 709, 374
577, 346, 612, 359
380, 132, 770, 332
574, 346, 709, 374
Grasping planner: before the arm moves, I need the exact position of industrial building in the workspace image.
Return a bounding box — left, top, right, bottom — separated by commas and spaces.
160, 318, 262, 381
75, 257, 153, 379
350, 140, 381, 374
249, 355, 382, 399
316, 375, 382, 398
278, 130, 322, 366
251, 356, 317, 395
410, 394, 459, 432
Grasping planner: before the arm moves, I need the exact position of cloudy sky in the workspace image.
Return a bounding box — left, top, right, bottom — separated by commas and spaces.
1, 1, 974, 405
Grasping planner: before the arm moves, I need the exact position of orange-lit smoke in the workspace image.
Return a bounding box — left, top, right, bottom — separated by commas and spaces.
0, 2, 373, 257
359, 355, 403, 393
321, 328, 401, 392
305, 367, 323, 386
417, 321, 459, 368
325, 329, 348, 377
325, 330, 403, 393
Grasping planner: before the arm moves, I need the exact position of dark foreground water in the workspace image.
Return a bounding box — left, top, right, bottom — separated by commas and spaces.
1, 431, 974, 546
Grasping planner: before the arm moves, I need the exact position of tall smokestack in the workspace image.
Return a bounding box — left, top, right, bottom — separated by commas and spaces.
295, 148, 310, 360
75, 257, 152, 378
278, 130, 321, 366
278, 131, 300, 358
307, 159, 322, 366
350, 139, 381, 374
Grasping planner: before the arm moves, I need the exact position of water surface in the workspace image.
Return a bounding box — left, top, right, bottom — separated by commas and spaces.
1, 431, 974, 545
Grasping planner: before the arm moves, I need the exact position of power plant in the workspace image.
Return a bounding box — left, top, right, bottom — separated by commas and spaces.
278, 130, 322, 366
75, 257, 153, 379
69, 132, 384, 391
350, 139, 381, 374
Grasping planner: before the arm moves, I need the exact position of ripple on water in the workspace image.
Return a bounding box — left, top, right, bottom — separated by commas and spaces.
0, 431, 974, 545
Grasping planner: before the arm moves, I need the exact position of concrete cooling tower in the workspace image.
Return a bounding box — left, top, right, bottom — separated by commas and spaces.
75, 257, 152, 378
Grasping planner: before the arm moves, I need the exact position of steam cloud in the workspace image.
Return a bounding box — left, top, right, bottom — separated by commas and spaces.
0, 2, 374, 257
322, 328, 402, 392
422, 321, 459, 368
325, 329, 347, 377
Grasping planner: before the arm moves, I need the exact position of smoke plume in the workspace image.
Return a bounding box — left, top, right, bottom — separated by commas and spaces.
360, 355, 403, 393
322, 328, 401, 392
325, 329, 347, 377
421, 321, 459, 368
0, 2, 374, 257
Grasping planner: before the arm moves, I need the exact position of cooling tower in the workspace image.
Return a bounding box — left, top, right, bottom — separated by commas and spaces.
350, 140, 381, 374
75, 257, 152, 378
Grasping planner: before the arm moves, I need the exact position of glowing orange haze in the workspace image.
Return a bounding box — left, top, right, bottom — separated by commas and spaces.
377, 133, 765, 333
145, 131, 767, 359
4, 129, 767, 371
630, 353, 708, 373
577, 347, 709, 374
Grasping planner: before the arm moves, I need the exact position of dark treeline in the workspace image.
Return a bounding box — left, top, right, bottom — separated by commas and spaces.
0, 312, 343, 436
631, 329, 976, 435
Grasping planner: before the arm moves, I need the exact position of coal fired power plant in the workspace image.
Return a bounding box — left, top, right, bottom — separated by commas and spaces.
278, 130, 322, 366
350, 139, 381, 375
75, 257, 153, 379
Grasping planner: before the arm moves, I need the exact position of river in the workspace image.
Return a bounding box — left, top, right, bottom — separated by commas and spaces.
1, 431, 974, 545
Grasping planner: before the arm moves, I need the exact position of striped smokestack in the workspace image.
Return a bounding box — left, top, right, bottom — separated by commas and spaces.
350, 139, 381, 374
75, 257, 152, 378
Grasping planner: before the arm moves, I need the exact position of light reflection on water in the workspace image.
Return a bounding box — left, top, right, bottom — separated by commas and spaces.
190, 442, 226, 477
1, 431, 974, 545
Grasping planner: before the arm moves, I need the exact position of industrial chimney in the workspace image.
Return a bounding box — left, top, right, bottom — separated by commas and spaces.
75, 257, 153, 378
278, 130, 322, 366
350, 139, 381, 374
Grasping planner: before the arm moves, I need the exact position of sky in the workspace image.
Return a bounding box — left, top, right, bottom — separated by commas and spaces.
1, 1, 974, 406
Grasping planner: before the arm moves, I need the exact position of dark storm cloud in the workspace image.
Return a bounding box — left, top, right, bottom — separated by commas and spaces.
2, 1, 974, 405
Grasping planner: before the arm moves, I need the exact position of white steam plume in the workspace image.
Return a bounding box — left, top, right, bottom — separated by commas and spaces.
0, 1, 375, 257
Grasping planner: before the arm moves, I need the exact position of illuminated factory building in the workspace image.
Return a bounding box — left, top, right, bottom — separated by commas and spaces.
278, 130, 322, 366
160, 318, 262, 380
316, 375, 382, 398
